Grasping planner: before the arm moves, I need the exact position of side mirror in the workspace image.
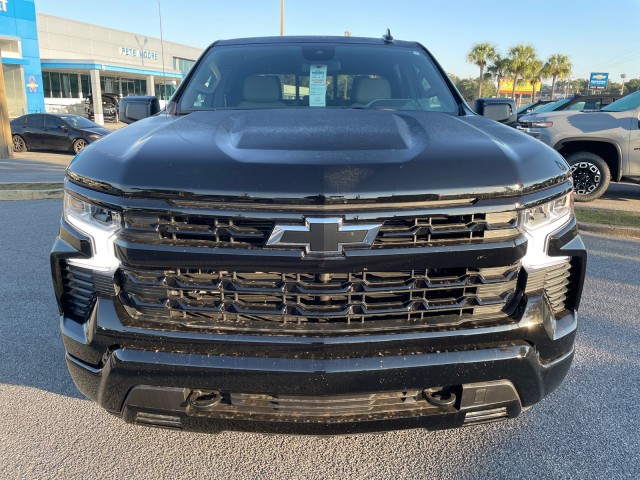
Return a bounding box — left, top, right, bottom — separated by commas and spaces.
119, 96, 161, 124
58, 125, 68, 131
473, 98, 517, 126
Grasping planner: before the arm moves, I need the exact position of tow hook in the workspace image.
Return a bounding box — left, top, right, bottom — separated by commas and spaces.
423, 388, 457, 408
187, 389, 222, 411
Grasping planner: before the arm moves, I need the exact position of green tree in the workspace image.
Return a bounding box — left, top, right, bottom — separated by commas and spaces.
507, 44, 537, 100
466, 42, 497, 98
625, 78, 640, 93
486, 56, 511, 97
449, 76, 497, 103
544, 54, 572, 99
608, 82, 623, 95
523, 59, 544, 102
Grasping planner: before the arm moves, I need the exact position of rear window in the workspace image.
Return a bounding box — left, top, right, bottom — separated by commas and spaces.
26, 114, 44, 127
177, 43, 458, 114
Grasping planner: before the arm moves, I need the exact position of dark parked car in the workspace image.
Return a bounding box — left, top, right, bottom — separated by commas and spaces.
11, 113, 110, 154
85, 93, 120, 123
517, 99, 554, 119
533, 94, 621, 114
51, 35, 585, 435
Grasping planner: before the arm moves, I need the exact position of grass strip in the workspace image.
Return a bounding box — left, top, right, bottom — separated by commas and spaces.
575, 207, 640, 229
0, 182, 63, 190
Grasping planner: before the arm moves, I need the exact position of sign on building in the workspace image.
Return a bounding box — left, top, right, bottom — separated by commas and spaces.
589, 73, 609, 90
498, 78, 542, 95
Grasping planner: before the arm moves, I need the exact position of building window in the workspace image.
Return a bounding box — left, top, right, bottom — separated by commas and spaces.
42, 71, 83, 98
51, 72, 61, 97
173, 57, 195, 73
119, 77, 147, 96
100, 76, 117, 94
43, 71, 51, 97
155, 83, 176, 100
81, 74, 91, 96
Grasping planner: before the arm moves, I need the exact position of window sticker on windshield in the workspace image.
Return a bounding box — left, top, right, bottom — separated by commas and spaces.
309, 65, 328, 107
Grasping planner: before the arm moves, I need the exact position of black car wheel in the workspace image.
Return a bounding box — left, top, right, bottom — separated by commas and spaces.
566, 152, 611, 202
12, 134, 27, 152
73, 138, 88, 154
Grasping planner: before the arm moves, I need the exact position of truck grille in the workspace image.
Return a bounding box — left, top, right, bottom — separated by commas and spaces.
62, 265, 96, 321
122, 211, 518, 250
188, 390, 440, 422
119, 263, 520, 334
62, 264, 116, 321
525, 261, 572, 315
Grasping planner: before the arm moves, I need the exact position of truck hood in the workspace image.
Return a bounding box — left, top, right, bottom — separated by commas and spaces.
69, 109, 569, 202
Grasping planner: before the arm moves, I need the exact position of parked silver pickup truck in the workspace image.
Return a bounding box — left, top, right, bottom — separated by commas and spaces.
519, 91, 640, 201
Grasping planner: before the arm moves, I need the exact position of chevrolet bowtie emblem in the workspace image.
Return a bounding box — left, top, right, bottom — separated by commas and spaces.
266, 217, 382, 256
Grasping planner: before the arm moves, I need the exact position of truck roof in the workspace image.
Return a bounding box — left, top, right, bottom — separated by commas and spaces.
213, 35, 419, 48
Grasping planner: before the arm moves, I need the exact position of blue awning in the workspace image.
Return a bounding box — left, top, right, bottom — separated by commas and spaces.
1, 57, 29, 65
40, 61, 184, 79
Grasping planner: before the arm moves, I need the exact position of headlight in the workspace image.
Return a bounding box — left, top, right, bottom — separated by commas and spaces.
522, 193, 572, 231
523, 120, 553, 128
64, 192, 121, 270
520, 193, 573, 268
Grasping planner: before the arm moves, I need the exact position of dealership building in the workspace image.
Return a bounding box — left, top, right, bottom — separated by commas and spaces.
1, 0, 202, 124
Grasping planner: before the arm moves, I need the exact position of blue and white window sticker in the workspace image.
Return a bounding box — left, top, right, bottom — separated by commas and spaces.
309, 65, 327, 107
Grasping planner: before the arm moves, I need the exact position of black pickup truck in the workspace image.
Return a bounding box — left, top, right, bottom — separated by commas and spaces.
51, 34, 586, 435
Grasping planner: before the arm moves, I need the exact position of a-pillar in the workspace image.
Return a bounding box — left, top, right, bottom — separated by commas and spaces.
89, 69, 104, 126
146, 75, 155, 96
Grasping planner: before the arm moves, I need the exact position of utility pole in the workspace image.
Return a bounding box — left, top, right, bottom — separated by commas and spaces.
0, 51, 15, 158
280, 0, 284, 36
621, 74, 626, 95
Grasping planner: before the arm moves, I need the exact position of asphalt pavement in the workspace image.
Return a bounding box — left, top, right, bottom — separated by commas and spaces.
1, 199, 639, 479
0, 156, 68, 183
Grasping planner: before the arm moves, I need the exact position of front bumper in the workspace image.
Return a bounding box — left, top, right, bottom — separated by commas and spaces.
51, 210, 586, 434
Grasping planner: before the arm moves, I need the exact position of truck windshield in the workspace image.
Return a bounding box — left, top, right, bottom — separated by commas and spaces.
600, 91, 640, 112
177, 43, 458, 114
534, 97, 572, 113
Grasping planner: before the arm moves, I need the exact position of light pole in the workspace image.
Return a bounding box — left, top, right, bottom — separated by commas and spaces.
563, 73, 573, 97
0, 50, 14, 158
280, 0, 284, 36
158, 0, 167, 102
621, 74, 627, 95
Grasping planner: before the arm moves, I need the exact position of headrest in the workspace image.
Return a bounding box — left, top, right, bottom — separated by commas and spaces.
243, 75, 282, 103
352, 77, 391, 104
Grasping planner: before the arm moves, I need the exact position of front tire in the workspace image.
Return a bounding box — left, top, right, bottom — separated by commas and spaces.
72, 138, 88, 154
12, 134, 26, 152
566, 152, 611, 202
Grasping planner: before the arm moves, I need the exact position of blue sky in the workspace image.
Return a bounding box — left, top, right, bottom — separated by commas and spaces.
34, 0, 640, 82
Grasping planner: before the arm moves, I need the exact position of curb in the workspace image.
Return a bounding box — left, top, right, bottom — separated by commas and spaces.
0, 182, 64, 201
577, 222, 640, 240
0, 188, 63, 201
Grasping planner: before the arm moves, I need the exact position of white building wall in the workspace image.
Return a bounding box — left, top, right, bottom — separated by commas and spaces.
44, 97, 84, 115
36, 13, 202, 77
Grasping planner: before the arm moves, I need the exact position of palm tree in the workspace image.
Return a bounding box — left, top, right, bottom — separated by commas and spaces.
467, 42, 497, 99
507, 44, 537, 100
523, 59, 544, 103
487, 56, 510, 97
544, 54, 572, 99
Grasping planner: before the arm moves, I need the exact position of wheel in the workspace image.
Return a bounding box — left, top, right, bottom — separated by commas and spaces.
72, 138, 88, 154
566, 152, 611, 202
12, 134, 26, 152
